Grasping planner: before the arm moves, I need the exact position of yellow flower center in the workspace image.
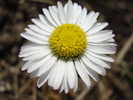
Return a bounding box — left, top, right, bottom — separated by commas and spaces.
49, 24, 87, 60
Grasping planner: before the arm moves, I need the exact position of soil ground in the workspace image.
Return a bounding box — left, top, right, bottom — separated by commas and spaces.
0, 0, 133, 100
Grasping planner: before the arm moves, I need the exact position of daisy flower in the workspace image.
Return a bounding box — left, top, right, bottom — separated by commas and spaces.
19, 0, 116, 93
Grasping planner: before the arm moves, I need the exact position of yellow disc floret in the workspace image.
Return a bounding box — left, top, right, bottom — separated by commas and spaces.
49, 24, 87, 60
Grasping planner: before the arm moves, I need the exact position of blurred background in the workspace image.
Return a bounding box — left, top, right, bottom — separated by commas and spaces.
0, 0, 133, 100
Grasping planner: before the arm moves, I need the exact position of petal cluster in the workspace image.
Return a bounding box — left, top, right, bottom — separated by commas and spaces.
19, 0, 116, 93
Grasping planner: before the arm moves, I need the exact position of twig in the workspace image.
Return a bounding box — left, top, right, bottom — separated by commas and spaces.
19, 80, 32, 94
77, 0, 93, 11
115, 31, 133, 64
75, 82, 96, 100
13, 71, 19, 99
37, 90, 49, 100
32, 78, 37, 100
107, 72, 132, 99
29, 0, 55, 5
69, 90, 78, 98
100, 88, 113, 100
98, 81, 106, 95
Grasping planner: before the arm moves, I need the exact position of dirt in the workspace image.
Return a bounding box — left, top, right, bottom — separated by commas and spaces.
0, 0, 133, 100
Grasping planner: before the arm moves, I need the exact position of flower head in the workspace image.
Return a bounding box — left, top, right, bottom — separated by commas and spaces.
19, 0, 116, 93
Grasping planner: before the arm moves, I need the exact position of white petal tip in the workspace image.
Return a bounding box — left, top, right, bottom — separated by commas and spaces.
68, 0, 72, 2
106, 67, 111, 69
114, 44, 117, 46
37, 85, 41, 88
59, 90, 62, 93
42, 8, 47, 12
65, 91, 69, 94
59, 89, 64, 93
57, 1, 61, 5
113, 51, 116, 54
36, 74, 40, 77
18, 54, 21, 58
28, 25, 32, 28
31, 18, 35, 21
53, 87, 58, 90
96, 79, 100, 82
70, 86, 74, 90
37, 82, 42, 88
39, 14, 43, 17
37, 72, 43, 77
27, 70, 32, 73
24, 28, 29, 32
72, 88, 77, 93
112, 34, 115, 37
21, 68, 26, 71
106, 64, 112, 69
101, 72, 106, 76
31, 18, 38, 23
87, 86, 90, 89
103, 22, 108, 24
95, 12, 100, 16
95, 76, 100, 82
20, 33, 24, 36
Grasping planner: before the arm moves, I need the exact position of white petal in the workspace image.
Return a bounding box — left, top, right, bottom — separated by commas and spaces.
37, 69, 51, 88
57, 1, 66, 24
66, 60, 77, 89
21, 60, 34, 71
42, 8, 57, 27
28, 24, 51, 36
25, 28, 48, 41
77, 5, 82, 17
19, 49, 46, 58
73, 72, 78, 92
106, 38, 115, 42
20, 42, 48, 52
89, 42, 117, 46
63, 67, 69, 93
76, 7, 87, 26
83, 12, 99, 32
86, 50, 114, 62
31, 19, 52, 32
48, 59, 65, 89
39, 14, 55, 31
20, 32, 47, 44
52, 5, 58, 13
37, 56, 57, 77
59, 81, 64, 93
97, 30, 113, 33
87, 22, 108, 35
24, 58, 41, 72
87, 45, 116, 54
75, 60, 91, 87
48, 62, 57, 87
66, 0, 73, 23
80, 59, 100, 82
71, 3, 82, 24
20, 44, 47, 53
81, 55, 106, 75
64, 81, 69, 93
85, 53, 111, 69
53, 60, 66, 90
22, 50, 50, 61
64, 3, 67, 14
27, 54, 52, 73
81, 11, 95, 28
87, 31, 115, 42
49, 6, 61, 26
29, 68, 39, 78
